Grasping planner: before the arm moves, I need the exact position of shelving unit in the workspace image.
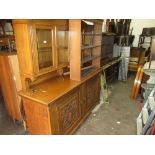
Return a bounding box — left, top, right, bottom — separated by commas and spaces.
69, 19, 103, 81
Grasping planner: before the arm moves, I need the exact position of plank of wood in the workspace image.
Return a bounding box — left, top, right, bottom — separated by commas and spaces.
69, 20, 81, 81
131, 66, 142, 99
0, 54, 22, 121
133, 67, 143, 99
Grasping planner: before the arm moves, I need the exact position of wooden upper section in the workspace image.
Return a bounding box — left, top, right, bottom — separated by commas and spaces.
13, 19, 69, 89
19, 68, 101, 105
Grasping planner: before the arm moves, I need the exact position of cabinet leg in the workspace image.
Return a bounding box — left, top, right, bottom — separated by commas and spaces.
23, 120, 27, 131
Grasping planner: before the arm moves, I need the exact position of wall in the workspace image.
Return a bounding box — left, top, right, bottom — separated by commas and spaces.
130, 19, 155, 47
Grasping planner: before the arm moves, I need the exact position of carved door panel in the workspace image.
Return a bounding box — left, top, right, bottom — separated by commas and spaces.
85, 74, 100, 113
51, 87, 81, 134
80, 83, 87, 116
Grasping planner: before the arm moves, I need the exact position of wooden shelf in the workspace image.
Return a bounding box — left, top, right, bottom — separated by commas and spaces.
62, 66, 100, 80
81, 66, 98, 78
57, 63, 69, 69
82, 55, 100, 64
81, 45, 93, 50
81, 33, 102, 35
0, 50, 15, 53
0, 34, 15, 38
101, 43, 114, 46
0, 51, 17, 55
81, 45, 101, 50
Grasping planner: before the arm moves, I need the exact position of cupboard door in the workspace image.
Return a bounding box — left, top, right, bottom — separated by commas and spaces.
85, 74, 100, 113
35, 27, 55, 71
56, 29, 69, 66
51, 87, 81, 134
80, 83, 87, 116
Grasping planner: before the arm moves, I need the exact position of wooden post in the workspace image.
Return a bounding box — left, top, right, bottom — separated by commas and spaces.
69, 20, 81, 81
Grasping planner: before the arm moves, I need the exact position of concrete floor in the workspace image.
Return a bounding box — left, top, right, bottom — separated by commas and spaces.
75, 73, 139, 135
0, 92, 25, 135
0, 73, 139, 135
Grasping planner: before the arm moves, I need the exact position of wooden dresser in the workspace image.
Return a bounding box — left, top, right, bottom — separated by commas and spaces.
13, 19, 103, 134
20, 72, 100, 134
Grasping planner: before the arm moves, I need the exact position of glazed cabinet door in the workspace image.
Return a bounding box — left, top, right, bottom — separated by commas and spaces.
34, 25, 57, 75
50, 87, 81, 135
55, 28, 69, 68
